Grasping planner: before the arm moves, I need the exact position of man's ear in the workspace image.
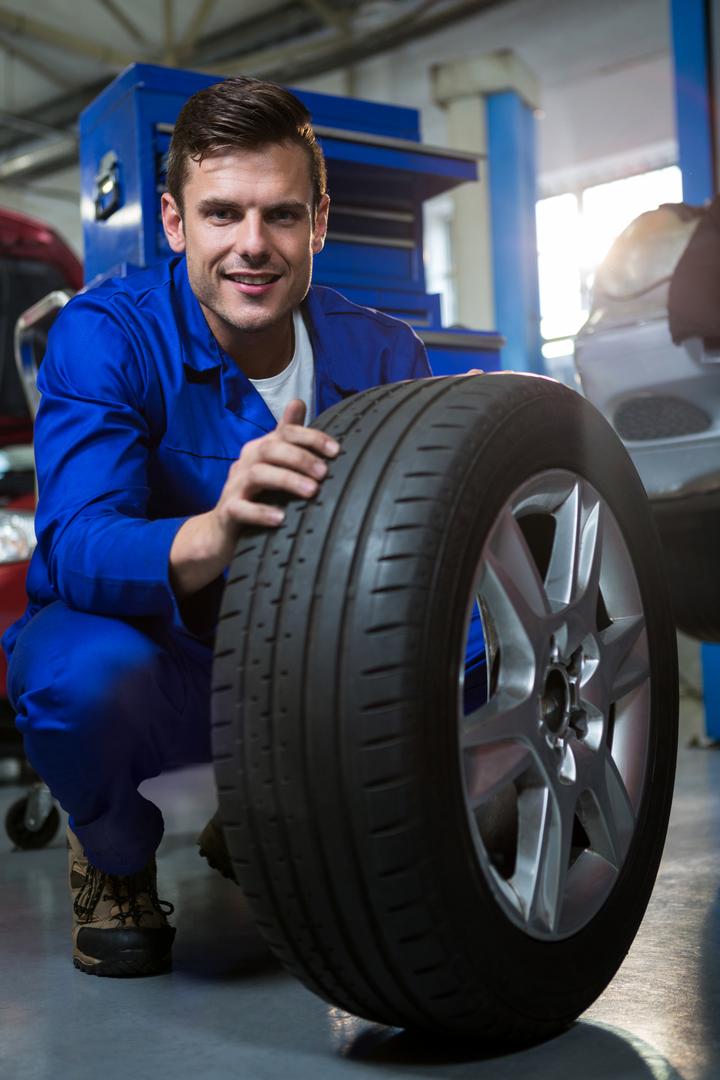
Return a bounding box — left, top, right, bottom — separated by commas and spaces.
161, 192, 186, 253
311, 194, 330, 255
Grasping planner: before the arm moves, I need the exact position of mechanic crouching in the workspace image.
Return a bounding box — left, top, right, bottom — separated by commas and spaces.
1, 76, 431, 977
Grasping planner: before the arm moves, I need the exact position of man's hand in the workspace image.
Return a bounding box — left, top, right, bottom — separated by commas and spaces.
169, 400, 340, 598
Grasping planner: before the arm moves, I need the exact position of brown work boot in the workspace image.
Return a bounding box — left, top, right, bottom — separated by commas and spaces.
197, 811, 237, 883
68, 827, 176, 977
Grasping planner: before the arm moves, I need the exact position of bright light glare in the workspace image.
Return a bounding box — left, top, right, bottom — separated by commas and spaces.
580, 166, 683, 270
537, 166, 683, 344
537, 193, 585, 341
542, 338, 575, 360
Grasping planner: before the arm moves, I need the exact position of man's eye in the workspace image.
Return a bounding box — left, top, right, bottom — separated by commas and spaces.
271, 210, 299, 223
211, 208, 233, 221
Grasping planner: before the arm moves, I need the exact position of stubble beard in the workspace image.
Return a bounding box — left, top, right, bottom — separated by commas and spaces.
193, 265, 281, 337
187, 249, 314, 339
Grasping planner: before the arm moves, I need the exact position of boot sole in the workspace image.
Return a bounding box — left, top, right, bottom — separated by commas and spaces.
73, 948, 172, 977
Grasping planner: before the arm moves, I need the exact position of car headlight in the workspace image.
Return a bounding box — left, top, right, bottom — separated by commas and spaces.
0, 510, 36, 564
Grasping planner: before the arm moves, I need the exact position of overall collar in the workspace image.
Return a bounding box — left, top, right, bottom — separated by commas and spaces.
303, 287, 364, 414
169, 259, 357, 430
170, 255, 276, 433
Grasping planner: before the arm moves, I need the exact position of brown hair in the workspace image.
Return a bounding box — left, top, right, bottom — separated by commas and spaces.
166, 76, 327, 213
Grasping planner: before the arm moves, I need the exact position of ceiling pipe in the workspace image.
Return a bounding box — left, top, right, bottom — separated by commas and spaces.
0, 31, 74, 89
201, 0, 511, 81
94, 0, 149, 47
0, 6, 133, 66
0, 136, 77, 181
0, 0, 512, 182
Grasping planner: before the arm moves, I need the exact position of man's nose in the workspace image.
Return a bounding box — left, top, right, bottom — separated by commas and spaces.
235, 212, 270, 263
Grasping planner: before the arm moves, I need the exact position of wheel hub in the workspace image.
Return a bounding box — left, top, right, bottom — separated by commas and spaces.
540, 665, 572, 736
540, 642, 587, 755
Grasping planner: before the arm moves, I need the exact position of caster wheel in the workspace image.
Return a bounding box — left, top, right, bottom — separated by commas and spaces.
6, 795, 61, 849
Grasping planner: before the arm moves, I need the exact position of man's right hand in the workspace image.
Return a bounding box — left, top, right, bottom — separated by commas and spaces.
169, 400, 340, 598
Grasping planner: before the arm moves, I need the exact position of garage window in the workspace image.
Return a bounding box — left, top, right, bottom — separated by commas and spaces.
537, 165, 683, 380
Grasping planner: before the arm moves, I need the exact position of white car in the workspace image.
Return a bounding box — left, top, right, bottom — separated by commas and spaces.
575, 200, 720, 640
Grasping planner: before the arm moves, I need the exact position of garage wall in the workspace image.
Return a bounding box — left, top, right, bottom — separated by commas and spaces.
297, 0, 676, 194
0, 0, 676, 263
294, 0, 677, 332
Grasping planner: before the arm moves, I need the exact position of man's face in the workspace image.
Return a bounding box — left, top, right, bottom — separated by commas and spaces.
162, 141, 329, 349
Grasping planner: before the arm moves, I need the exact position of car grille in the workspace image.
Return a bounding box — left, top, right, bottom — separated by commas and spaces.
614, 395, 712, 440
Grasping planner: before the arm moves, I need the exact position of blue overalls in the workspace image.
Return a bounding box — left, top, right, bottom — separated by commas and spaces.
3, 256, 431, 874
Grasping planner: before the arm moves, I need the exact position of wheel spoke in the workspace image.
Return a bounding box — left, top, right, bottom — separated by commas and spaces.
583, 615, 648, 711
464, 741, 533, 808
462, 694, 538, 806
546, 481, 595, 609
547, 485, 604, 655
462, 692, 537, 750
513, 784, 575, 934
605, 617, 649, 701
482, 508, 551, 658
579, 750, 636, 870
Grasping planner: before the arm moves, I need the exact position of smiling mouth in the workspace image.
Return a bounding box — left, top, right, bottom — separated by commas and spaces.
223, 272, 281, 285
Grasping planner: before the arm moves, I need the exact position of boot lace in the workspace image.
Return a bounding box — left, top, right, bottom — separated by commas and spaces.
73, 863, 175, 925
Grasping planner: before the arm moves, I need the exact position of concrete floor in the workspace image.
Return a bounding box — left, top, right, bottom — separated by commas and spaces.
1, 687, 717, 1080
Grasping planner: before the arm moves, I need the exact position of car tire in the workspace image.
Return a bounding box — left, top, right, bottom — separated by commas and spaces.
651, 494, 720, 642
211, 373, 678, 1041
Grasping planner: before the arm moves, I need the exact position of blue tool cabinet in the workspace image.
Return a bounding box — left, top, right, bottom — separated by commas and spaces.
79, 63, 502, 374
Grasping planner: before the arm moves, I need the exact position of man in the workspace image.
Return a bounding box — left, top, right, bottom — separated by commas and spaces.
2, 76, 430, 978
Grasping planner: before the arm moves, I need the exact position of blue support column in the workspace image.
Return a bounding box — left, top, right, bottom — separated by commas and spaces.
670, 0, 715, 204
486, 91, 543, 374
702, 644, 720, 741
670, 0, 720, 738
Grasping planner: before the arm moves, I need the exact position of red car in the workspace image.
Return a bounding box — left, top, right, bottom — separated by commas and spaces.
0, 208, 82, 710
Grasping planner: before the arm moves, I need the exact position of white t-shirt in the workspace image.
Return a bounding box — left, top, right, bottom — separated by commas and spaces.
249, 309, 315, 425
